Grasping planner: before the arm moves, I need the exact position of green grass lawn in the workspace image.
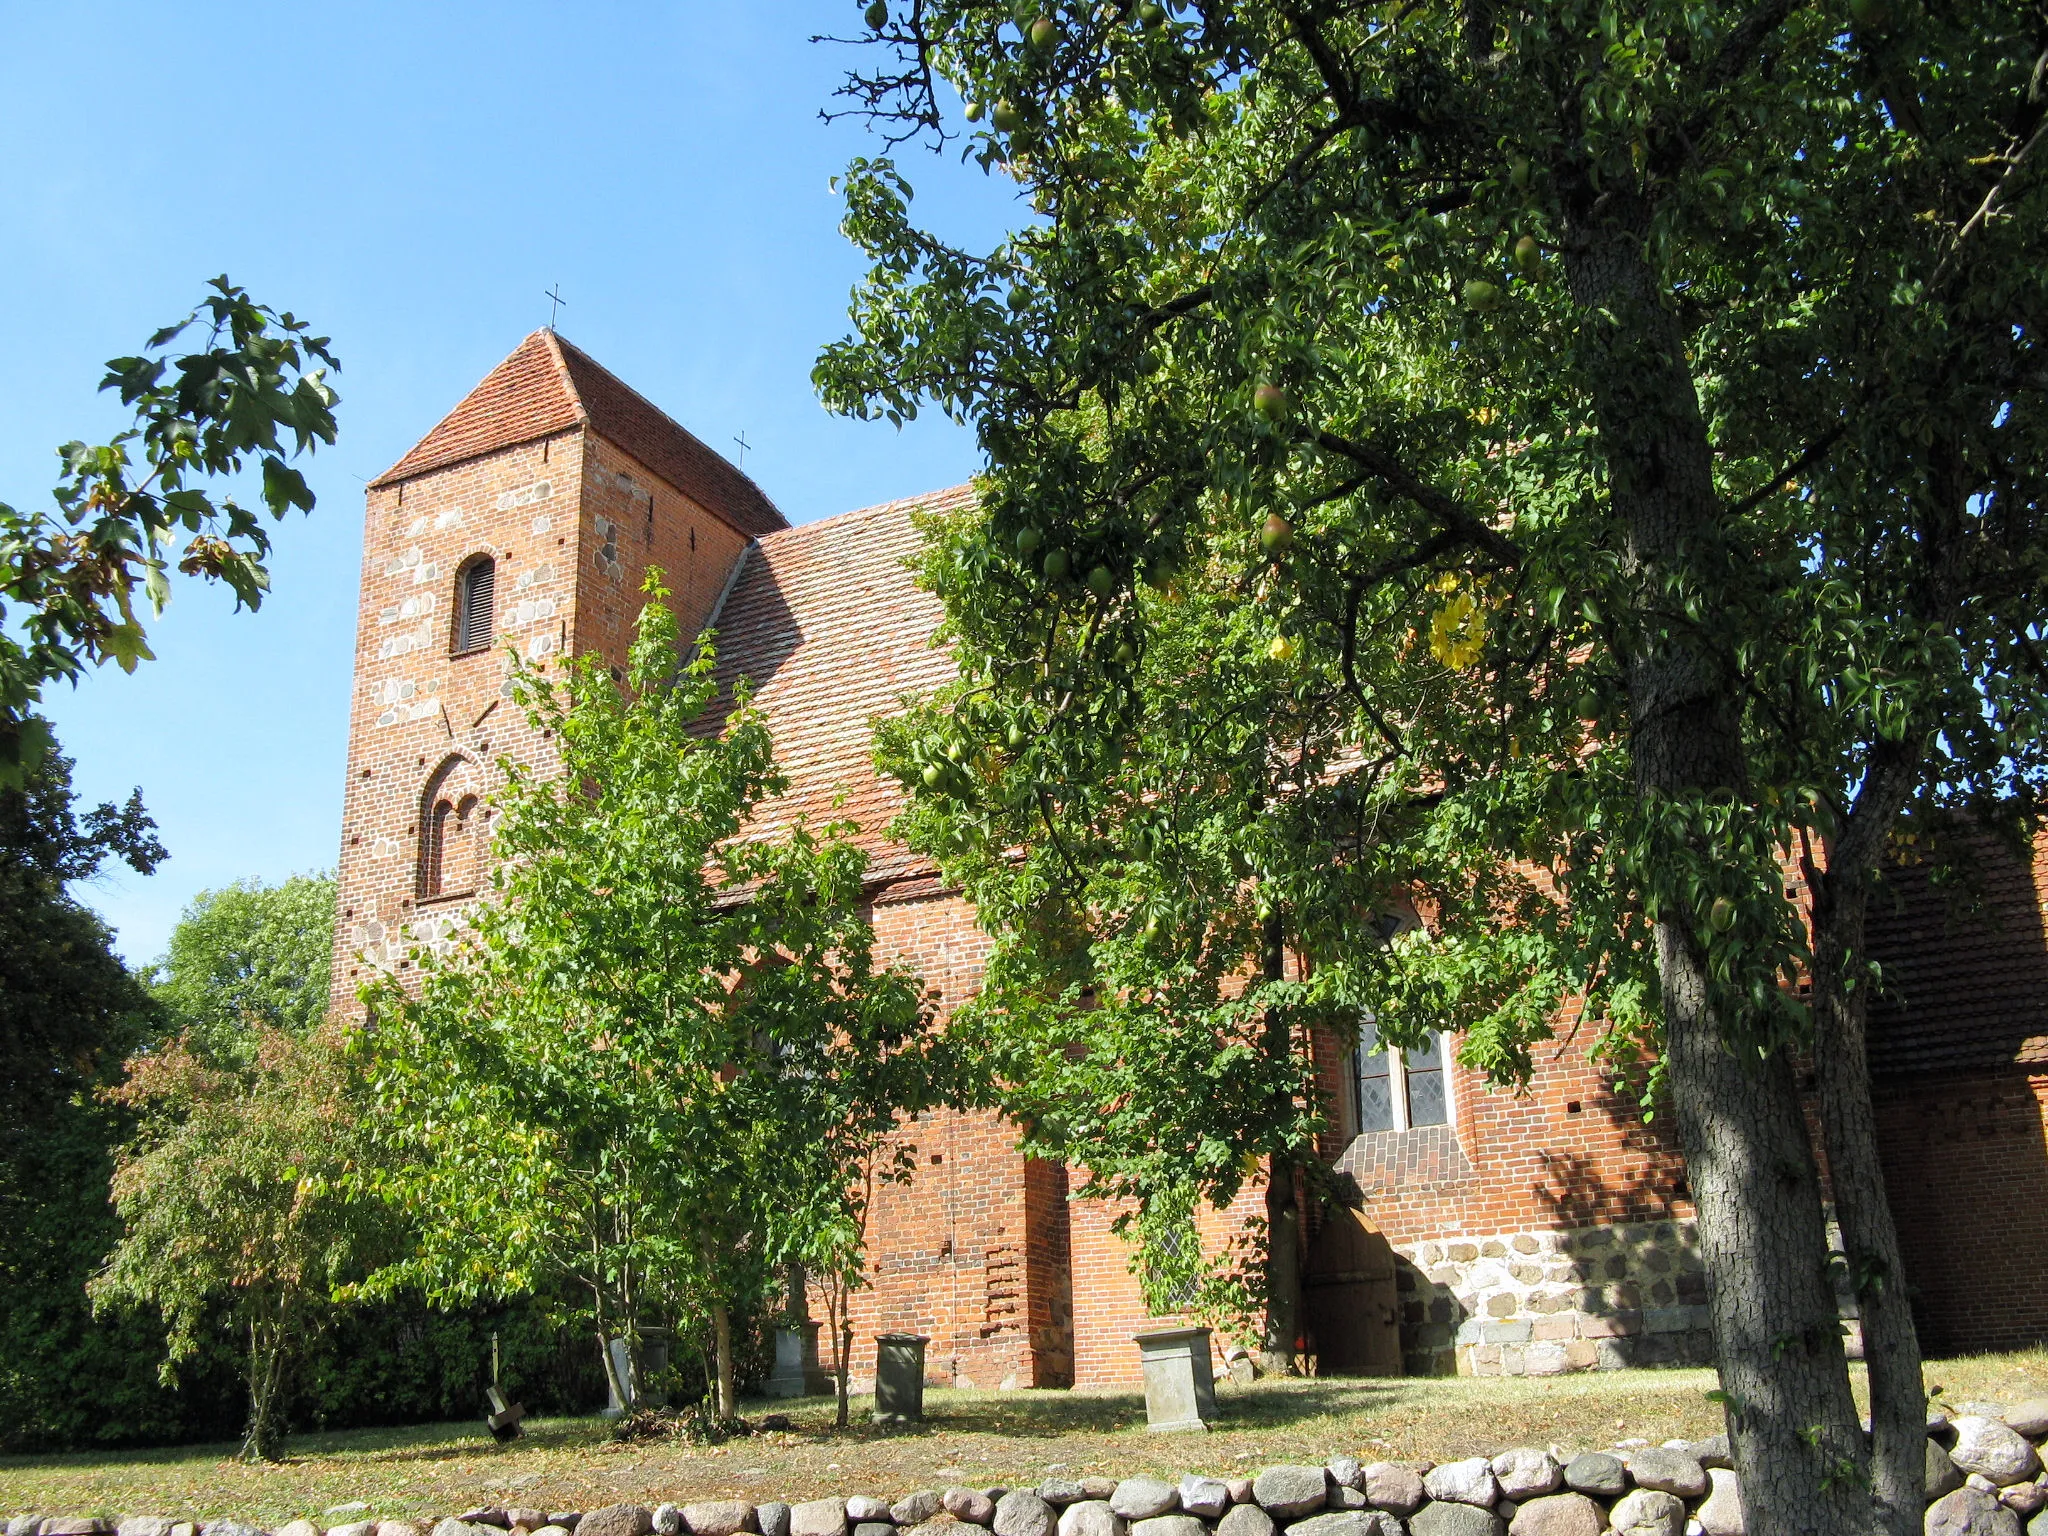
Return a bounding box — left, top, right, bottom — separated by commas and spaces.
4, 1351, 2042, 1525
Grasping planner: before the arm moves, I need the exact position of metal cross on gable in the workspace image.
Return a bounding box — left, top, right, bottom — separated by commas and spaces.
543, 284, 568, 327
732, 429, 752, 469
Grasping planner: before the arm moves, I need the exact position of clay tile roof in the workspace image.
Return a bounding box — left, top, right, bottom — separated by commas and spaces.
1865, 824, 2048, 1080
704, 484, 975, 886
370, 331, 787, 540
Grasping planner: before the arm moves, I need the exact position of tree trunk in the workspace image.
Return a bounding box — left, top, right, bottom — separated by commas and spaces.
1256, 911, 1301, 1375
822, 1268, 855, 1429
837, 1320, 855, 1430
1566, 199, 1869, 1534
241, 1311, 287, 1463
711, 1299, 736, 1421
1260, 1159, 1302, 1374
1660, 926, 1868, 1530
1807, 762, 1927, 1536
591, 1282, 632, 1414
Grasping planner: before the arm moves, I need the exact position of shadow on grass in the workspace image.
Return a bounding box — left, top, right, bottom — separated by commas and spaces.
0, 1417, 607, 1475
745, 1380, 1422, 1445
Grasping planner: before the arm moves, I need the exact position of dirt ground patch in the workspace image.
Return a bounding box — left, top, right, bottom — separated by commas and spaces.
4, 1351, 2042, 1524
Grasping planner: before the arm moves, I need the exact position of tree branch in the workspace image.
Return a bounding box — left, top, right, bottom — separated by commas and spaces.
1937, 115, 2048, 283
1310, 428, 1523, 566
1723, 424, 1846, 521
1340, 575, 1410, 756
1652, 0, 1802, 178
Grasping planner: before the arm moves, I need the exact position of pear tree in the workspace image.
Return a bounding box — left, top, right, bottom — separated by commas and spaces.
819, 4, 2046, 1531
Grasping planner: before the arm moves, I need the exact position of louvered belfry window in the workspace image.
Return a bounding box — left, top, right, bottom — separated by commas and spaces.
456, 557, 495, 654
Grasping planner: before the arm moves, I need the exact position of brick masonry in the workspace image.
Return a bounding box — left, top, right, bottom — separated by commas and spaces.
333, 334, 2048, 1395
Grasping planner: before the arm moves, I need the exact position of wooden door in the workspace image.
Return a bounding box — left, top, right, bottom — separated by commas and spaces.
1303, 1207, 1403, 1376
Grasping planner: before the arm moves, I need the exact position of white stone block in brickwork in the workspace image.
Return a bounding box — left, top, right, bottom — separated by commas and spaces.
379, 627, 430, 660
497, 480, 553, 510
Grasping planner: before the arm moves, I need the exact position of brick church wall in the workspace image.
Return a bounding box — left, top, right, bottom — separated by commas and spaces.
1067, 1182, 1270, 1389
572, 433, 750, 669
1876, 1070, 2048, 1356
812, 888, 1078, 1391
1304, 1001, 1709, 1377
1062, 1002, 1708, 1383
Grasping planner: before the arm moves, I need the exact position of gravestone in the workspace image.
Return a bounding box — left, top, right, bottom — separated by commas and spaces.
485, 1384, 526, 1443
1134, 1327, 1216, 1433
606, 1337, 636, 1415
766, 1321, 832, 1399
873, 1332, 929, 1423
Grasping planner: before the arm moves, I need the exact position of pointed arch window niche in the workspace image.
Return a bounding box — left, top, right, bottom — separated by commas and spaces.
419, 758, 485, 902
453, 555, 496, 656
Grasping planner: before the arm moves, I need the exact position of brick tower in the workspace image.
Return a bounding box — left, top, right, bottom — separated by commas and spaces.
329, 330, 786, 1010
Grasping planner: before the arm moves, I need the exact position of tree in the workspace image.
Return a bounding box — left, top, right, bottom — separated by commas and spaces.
771, 994, 956, 1428
360, 576, 944, 1422
817, 4, 2045, 1531
0, 741, 165, 1129
0, 283, 339, 1452
0, 277, 338, 786
91, 1021, 383, 1462
0, 741, 193, 1450
145, 873, 338, 1065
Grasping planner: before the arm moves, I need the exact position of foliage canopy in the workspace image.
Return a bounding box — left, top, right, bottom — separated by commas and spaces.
359, 577, 948, 1421
819, 2, 2044, 1530
0, 277, 337, 785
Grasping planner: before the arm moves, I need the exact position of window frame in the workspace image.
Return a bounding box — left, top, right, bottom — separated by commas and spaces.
1352, 1016, 1458, 1137
451, 554, 497, 658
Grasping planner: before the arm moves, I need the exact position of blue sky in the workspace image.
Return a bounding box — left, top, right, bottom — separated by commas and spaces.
2, 2, 1010, 964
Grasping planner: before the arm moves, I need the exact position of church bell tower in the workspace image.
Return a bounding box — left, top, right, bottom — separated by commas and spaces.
328, 330, 787, 1011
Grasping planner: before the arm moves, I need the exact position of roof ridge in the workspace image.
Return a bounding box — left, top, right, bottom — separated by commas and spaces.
546, 330, 783, 500
538, 328, 588, 419
760, 482, 978, 544
697, 540, 755, 643
368, 330, 581, 489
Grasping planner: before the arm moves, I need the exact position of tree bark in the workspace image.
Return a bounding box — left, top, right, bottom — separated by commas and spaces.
711, 1299, 736, 1421
1566, 200, 1869, 1534
1660, 929, 1868, 1530
837, 1319, 855, 1429
1257, 911, 1302, 1375
1807, 759, 1927, 1536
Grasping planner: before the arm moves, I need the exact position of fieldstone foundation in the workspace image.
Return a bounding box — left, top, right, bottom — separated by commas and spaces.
1393, 1218, 1715, 1377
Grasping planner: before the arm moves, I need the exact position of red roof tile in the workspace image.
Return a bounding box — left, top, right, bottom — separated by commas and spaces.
1866, 825, 2048, 1080
705, 485, 975, 886
371, 331, 787, 540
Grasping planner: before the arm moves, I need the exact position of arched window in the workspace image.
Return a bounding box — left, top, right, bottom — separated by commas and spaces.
419, 760, 484, 900
453, 555, 496, 655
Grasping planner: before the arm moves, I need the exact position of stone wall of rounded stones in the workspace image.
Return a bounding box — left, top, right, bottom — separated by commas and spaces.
8, 1401, 2047, 1536
1395, 1220, 1713, 1378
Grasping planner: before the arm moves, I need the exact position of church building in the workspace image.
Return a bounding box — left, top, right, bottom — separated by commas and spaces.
331, 332, 2048, 1391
